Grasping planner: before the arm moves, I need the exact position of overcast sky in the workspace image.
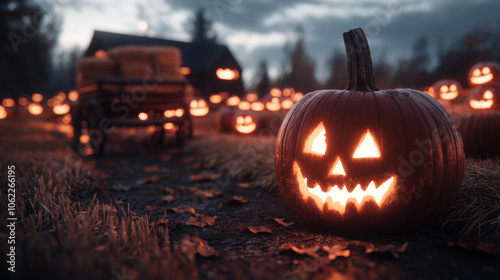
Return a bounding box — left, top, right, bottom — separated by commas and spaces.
55, 0, 500, 86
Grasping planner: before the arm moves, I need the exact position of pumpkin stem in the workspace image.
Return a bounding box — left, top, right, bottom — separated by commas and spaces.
343, 28, 380, 91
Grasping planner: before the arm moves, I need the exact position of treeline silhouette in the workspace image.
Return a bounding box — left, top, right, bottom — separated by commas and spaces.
253, 23, 500, 95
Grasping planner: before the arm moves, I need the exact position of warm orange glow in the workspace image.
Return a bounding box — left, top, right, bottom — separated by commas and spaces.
138, 112, 148, 121
94, 49, 107, 58
270, 88, 282, 97
471, 67, 493, 85
266, 97, 281, 111
246, 92, 258, 102
190, 99, 209, 117
304, 123, 326, 155
32, 93, 43, 103
251, 101, 264, 111
226, 95, 240, 106
180, 67, 191, 75
469, 99, 493, 109
18, 97, 28, 106
62, 114, 72, 124
353, 131, 380, 158
427, 86, 435, 97
238, 101, 251, 110
484, 90, 494, 99
331, 159, 346, 175
0, 106, 7, 119
28, 103, 43, 115
53, 104, 70, 115
283, 88, 294, 97
2, 98, 15, 108
47, 99, 55, 107
209, 94, 222, 104
216, 68, 239, 80
292, 92, 304, 102
281, 98, 294, 110
439, 85, 459, 100
164, 110, 175, 118
295, 162, 394, 214
80, 134, 90, 144
235, 115, 256, 134
175, 108, 184, 117
163, 122, 175, 130
68, 90, 79, 102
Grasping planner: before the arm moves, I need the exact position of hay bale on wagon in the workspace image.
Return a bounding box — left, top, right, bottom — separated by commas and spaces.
148, 46, 182, 66
108, 46, 151, 79
76, 57, 116, 92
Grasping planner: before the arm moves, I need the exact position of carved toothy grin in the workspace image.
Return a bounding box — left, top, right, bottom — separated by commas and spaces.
471, 74, 493, 85
294, 163, 395, 214
469, 99, 493, 109
440, 91, 459, 100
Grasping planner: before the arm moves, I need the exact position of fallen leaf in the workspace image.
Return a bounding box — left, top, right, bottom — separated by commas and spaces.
145, 205, 160, 212
247, 226, 272, 234
137, 174, 170, 185
189, 188, 222, 199
186, 214, 217, 227
109, 185, 132, 192
227, 196, 252, 204
235, 182, 251, 189
170, 205, 196, 214
447, 241, 500, 255
322, 245, 351, 260
161, 195, 179, 203
164, 187, 175, 194
180, 236, 218, 260
179, 186, 197, 192
142, 165, 169, 173
182, 156, 195, 164
189, 173, 222, 182
266, 217, 294, 227
365, 242, 408, 259
279, 244, 320, 258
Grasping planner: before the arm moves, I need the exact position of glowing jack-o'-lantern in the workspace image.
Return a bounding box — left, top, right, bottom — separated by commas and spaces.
53, 104, 70, 115
226, 95, 240, 107
234, 114, 257, 134
0, 105, 7, 119
238, 101, 251, 111
2, 98, 15, 108
275, 28, 464, 233
468, 85, 500, 110
266, 97, 281, 111
28, 103, 43, 115
190, 98, 209, 117
209, 94, 222, 104
68, 90, 79, 102
468, 62, 500, 86
251, 101, 265, 112
281, 98, 294, 110
432, 80, 462, 101
216, 68, 239, 80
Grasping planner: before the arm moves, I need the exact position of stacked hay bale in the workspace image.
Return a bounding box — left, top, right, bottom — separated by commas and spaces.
76, 57, 116, 93
107, 46, 151, 93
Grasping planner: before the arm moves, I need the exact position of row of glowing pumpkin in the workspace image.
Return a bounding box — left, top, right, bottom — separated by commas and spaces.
424, 61, 500, 110
0, 91, 79, 119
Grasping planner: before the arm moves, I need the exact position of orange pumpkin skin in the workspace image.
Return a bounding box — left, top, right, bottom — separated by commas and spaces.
275, 28, 465, 233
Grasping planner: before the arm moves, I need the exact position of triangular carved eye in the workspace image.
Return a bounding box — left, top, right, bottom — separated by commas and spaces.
353, 131, 380, 159
331, 158, 345, 175
304, 123, 326, 155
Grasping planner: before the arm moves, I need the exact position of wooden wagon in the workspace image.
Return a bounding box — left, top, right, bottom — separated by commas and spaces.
71, 45, 193, 155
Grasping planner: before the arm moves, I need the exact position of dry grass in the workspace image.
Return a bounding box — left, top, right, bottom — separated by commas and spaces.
0, 118, 196, 280
185, 134, 500, 245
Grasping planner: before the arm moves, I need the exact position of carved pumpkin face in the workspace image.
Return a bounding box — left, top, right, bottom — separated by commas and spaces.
275, 28, 465, 233
468, 85, 500, 110
190, 98, 209, 117
433, 80, 462, 101
234, 114, 257, 134
294, 123, 395, 215
469, 62, 500, 86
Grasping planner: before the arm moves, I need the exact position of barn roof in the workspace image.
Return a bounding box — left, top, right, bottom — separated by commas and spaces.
84, 30, 241, 72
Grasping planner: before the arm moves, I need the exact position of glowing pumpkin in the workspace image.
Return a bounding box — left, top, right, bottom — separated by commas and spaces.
209, 94, 222, 104
53, 104, 71, 115
266, 97, 281, 111
468, 85, 500, 110
234, 112, 258, 134
432, 80, 462, 101
0, 105, 7, 119
2, 98, 15, 108
275, 28, 465, 233
68, 90, 79, 102
28, 103, 43, 115
468, 62, 500, 86
251, 101, 265, 112
216, 68, 239, 80
190, 98, 209, 117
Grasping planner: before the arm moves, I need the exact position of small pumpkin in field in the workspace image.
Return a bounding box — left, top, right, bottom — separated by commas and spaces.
468, 84, 500, 110
458, 111, 500, 158
190, 98, 209, 117
432, 79, 462, 101
275, 28, 465, 233
468, 62, 500, 86
233, 110, 258, 134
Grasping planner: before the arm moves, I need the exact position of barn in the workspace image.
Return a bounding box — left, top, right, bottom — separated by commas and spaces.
84, 30, 244, 97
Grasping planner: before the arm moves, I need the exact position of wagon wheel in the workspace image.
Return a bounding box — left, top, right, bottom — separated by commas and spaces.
176, 118, 192, 145
153, 125, 165, 145
87, 99, 106, 156
70, 103, 82, 152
